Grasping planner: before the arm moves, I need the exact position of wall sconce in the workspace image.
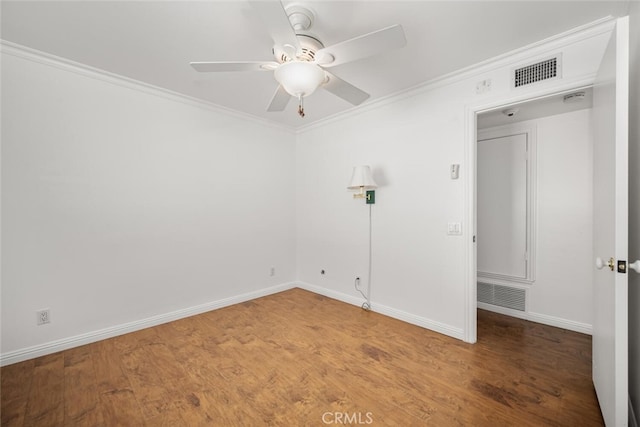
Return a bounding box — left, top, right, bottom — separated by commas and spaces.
347, 165, 377, 204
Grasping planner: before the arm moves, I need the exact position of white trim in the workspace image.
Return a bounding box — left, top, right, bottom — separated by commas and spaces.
296, 281, 464, 340
477, 303, 592, 335
527, 311, 592, 335
463, 107, 478, 343
296, 281, 364, 307
464, 81, 601, 346
0, 40, 296, 135
0, 282, 296, 367
0, 16, 615, 137
297, 17, 615, 134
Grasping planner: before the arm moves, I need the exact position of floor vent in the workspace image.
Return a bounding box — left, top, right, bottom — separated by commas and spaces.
477, 282, 526, 311
513, 56, 559, 88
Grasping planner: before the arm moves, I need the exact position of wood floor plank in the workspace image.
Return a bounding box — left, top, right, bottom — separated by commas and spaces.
1, 359, 34, 426
98, 387, 146, 426
63, 345, 105, 427
23, 353, 65, 426
90, 337, 148, 426
1, 288, 604, 426
119, 343, 179, 420
91, 338, 131, 394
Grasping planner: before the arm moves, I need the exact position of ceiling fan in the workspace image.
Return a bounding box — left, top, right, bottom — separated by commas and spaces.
190, 1, 407, 118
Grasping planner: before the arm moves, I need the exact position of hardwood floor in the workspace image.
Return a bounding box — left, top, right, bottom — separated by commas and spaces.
1, 288, 603, 426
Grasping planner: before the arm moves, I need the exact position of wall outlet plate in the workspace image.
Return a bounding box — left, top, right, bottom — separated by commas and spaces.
37, 309, 50, 325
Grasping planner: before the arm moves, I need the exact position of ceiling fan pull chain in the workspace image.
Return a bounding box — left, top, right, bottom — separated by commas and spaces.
298, 95, 305, 118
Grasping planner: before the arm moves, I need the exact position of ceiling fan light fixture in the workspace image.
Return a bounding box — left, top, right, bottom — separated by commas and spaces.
274, 61, 326, 97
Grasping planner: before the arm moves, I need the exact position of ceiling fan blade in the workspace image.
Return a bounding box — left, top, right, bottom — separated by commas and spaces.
315, 24, 406, 67
190, 61, 278, 72
323, 72, 370, 106
267, 85, 291, 112
248, 1, 301, 55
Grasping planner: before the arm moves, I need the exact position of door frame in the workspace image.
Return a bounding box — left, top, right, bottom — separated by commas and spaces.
463, 80, 596, 344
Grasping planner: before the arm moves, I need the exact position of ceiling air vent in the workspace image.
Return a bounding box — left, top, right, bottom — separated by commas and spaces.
512, 55, 561, 88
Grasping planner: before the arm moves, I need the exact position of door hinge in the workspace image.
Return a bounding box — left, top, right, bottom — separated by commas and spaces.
473, 235, 476, 243
617, 260, 627, 274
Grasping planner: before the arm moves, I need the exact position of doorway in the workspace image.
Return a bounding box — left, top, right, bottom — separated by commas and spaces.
463, 18, 629, 424
474, 88, 595, 332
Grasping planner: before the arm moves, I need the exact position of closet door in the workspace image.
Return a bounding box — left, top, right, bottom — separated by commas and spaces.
477, 131, 529, 280
591, 16, 629, 426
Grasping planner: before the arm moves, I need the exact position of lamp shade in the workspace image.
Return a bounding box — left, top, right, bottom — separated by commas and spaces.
347, 165, 378, 190
274, 61, 326, 97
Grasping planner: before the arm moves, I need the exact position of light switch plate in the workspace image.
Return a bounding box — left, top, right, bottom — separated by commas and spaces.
451, 164, 460, 180
447, 222, 462, 235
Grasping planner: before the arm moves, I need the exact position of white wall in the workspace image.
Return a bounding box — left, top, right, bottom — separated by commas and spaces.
296, 89, 469, 336
0, 48, 297, 361
627, 1, 640, 424
0, 18, 617, 364
296, 21, 612, 339
479, 109, 594, 330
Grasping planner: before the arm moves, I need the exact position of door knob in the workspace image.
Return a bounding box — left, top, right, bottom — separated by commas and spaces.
630, 260, 640, 274
595, 257, 615, 271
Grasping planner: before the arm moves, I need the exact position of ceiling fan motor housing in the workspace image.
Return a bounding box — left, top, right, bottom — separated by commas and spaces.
273, 34, 325, 63
270, 5, 324, 63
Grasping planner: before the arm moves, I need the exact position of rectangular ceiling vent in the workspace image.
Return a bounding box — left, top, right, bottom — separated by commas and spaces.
512, 55, 561, 88
477, 282, 526, 311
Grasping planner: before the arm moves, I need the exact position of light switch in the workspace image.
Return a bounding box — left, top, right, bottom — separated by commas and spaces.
451, 164, 460, 180
447, 222, 462, 235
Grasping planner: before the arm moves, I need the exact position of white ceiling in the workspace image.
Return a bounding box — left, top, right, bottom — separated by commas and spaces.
1, 1, 630, 129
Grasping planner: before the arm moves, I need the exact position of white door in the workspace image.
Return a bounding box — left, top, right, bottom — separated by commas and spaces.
477, 132, 528, 279
592, 16, 629, 427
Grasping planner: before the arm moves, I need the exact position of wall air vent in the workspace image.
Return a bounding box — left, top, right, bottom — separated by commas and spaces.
477, 282, 526, 311
512, 55, 560, 88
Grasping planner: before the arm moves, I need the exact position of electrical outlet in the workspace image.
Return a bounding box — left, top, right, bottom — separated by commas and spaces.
37, 309, 50, 325
270, 266, 275, 277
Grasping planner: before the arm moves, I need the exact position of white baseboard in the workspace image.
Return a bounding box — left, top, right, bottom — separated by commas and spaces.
296, 281, 464, 340
0, 282, 296, 366
477, 302, 592, 335
296, 281, 364, 307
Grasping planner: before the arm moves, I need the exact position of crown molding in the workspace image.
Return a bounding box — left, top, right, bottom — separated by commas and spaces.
0, 14, 617, 136
0, 40, 297, 135
296, 16, 616, 134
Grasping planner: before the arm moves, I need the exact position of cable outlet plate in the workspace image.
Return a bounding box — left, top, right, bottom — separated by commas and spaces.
37, 309, 51, 325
